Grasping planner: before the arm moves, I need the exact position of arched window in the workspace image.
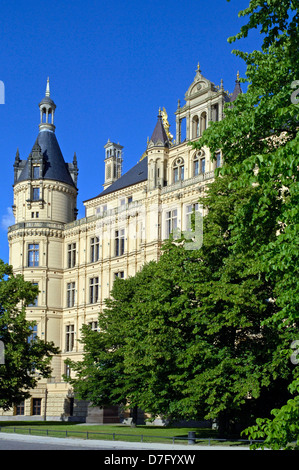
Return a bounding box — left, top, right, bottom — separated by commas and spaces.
106, 163, 111, 179
192, 115, 200, 138
193, 153, 199, 176
42, 107, 47, 123
173, 157, 184, 183
200, 111, 207, 135
193, 150, 205, 176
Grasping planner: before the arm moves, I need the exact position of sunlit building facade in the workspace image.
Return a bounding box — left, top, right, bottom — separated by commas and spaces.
2, 66, 241, 421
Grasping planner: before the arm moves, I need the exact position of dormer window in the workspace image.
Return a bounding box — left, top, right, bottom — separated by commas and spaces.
33, 166, 40, 179
32, 187, 40, 201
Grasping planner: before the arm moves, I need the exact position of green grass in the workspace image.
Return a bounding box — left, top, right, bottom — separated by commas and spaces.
0, 421, 249, 447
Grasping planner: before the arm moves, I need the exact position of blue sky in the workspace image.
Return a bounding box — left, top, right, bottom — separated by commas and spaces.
0, 0, 264, 263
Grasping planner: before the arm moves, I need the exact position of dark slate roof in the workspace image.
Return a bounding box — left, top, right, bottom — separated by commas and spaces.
91, 156, 148, 200
39, 96, 56, 107
148, 114, 170, 147
230, 79, 242, 102
17, 130, 76, 187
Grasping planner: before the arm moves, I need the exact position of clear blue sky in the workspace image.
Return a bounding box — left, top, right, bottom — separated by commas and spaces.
0, 0, 264, 263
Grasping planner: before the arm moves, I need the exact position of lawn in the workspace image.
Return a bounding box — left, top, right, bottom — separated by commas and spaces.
0, 421, 249, 447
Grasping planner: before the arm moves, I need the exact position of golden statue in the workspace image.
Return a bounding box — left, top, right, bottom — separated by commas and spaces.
161, 107, 173, 142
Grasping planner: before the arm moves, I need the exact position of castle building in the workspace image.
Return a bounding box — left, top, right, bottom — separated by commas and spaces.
2, 66, 241, 421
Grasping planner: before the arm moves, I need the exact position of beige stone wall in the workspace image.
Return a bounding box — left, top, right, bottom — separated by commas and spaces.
5, 68, 227, 420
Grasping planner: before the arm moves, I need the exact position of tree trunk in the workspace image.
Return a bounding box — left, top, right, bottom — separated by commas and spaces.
130, 405, 138, 427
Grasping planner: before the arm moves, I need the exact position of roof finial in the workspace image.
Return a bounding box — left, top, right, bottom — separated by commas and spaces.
45, 77, 50, 97
196, 62, 201, 73
237, 71, 240, 81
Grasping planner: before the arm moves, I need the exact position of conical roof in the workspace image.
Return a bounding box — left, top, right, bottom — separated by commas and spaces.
16, 130, 76, 188
148, 111, 170, 148
230, 72, 242, 102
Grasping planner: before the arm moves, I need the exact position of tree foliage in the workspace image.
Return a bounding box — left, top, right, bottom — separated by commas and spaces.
67, 0, 298, 443
0, 260, 59, 410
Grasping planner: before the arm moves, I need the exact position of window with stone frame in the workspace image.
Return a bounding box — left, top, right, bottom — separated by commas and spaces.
166, 209, 178, 238
90, 236, 100, 263
65, 324, 75, 352
28, 244, 39, 267
67, 243, 76, 268
66, 282, 75, 308
173, 157, 184, 183
89, 277, 99, 304
115, 229, 125, 256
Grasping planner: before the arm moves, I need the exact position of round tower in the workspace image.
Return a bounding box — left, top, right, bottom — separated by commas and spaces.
8, 80, 79, 382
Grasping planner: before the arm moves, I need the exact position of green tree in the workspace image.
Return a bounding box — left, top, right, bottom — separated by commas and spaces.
67, 0, 298, 440
65, 261, 160, 425
242, 378, 299, 450
67, 174, 294, 433
195, 0, 299, 445
0, 260, 59, 410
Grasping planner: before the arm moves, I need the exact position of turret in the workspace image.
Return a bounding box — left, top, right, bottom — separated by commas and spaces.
147, 109, 170, 190
12, 79, 78, 224
103, 140, 123, 190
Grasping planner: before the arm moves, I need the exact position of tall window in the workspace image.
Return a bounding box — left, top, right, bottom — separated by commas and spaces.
166, 209, 178, 238
201, 157, 206, 174
215, 151, 221, 168
192, 115, 199, 138
28, 244, 39, 267
29, 282, 38, 307
200, 111, 207, 135
173, 158, 184, 183
186, 203, 199, 231
67, 243, 76, 268
65, 363, 71, 379
66, 325, 75, 352
33, 166, 40, 179
32, 398, 42, 416
67, 282, 75, 307
89, 277, 99, 304
90, 237, 99, 263
32, 187, 40, 201
28, 325, 38, 343
115, 229, 125, 256
193, 157, 199, 176
15, 401, 25, 416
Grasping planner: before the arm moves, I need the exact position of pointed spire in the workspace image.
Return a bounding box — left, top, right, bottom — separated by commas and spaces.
39, 78, 56, 132
148, 109, 170, 148
230, 71, 243, 102
73, 152, 77, 166
45, 77, 50, 97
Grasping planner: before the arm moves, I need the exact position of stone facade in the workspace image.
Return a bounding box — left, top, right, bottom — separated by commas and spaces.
2, 66, 241, 422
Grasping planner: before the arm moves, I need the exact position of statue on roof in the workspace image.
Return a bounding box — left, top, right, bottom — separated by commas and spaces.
161, 107, 173, 143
